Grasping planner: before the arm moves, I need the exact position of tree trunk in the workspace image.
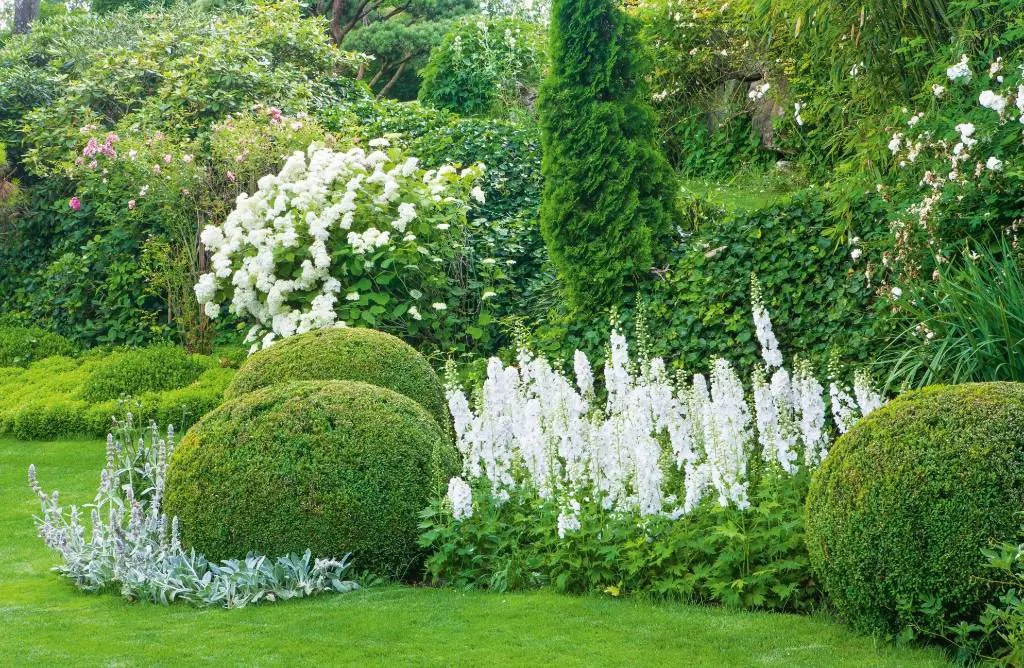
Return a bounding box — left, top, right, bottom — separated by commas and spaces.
330, 0, 345, 44
375, 53, 412, 99
13, 0, 41, 34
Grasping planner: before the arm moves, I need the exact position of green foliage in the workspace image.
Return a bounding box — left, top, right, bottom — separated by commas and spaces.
951, 534, 1024, 665
527, 190, 884, 376
881, 238, 1024, 390
163, 380, 461, 577
0, 326, 75, 367
640, 0, 780, 175
331, 0, 474, 99
806, 382, 1024, 637
419, 17, 547, 117
324, 98, 546, 347
224, 328, 449, 430
0, 350, 233, 440
0, 2, 366, 349
78, 345, 211, 403
538, 0, 680, 311
421, 469, 816, 611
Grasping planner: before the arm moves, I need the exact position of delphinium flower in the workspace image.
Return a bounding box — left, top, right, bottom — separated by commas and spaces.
750, 273, 783, 368
447, 477, 473, 520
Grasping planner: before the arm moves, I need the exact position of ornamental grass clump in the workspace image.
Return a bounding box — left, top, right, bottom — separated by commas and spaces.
806, 382, 1024, 638
28, 414, 359, 608
223, 327, 448, 429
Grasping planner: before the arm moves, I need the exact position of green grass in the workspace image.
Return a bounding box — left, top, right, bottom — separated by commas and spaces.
680, 172, 804, 212
0, 438, 950, 667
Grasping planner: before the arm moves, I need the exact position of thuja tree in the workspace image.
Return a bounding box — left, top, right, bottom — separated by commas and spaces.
538, 0, 679, 310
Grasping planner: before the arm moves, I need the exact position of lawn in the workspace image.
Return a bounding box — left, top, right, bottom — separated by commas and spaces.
0, 438, 949, 667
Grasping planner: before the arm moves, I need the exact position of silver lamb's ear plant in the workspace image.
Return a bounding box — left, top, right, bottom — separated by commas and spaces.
29, 419, 359, 608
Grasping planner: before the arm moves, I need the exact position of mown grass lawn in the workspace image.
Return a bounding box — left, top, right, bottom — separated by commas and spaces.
0, 438, 948, 667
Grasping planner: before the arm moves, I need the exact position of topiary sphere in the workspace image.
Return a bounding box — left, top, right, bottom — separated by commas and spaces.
806, 382, 1024, 636
224, 328, 448, 430
163, 380, 460, 578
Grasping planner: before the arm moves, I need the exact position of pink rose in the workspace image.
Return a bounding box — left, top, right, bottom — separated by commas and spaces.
69, 197, 81, 211
226, 171, 236, 183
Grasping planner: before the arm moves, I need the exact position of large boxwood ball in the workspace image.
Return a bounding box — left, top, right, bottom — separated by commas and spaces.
224, 327, 448, 429
806, 382, 1024, 636
163, 380, 461, 578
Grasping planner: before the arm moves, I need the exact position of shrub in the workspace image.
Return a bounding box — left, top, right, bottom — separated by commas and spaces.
538, 0, 679, 310
806, 382, 1024, 637
163, 380, 460, 577
29, 416, 360, 607
194, 141, 504, 355
0, 326, 75, 367
419, 17, 547, 118
224, 328, 448, 430
0, 349, 234, 439
78, 345, 212, 403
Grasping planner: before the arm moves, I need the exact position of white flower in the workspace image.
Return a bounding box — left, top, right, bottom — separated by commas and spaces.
932, 84, 945, 98
851, 248, 862, 260
447, 477, 473, 520
888, 133, 903, 155
470, 186, 486, 204
891, 286, 903, 298
747, 82, 770, 101
794, 102, 804, 126
986, 156, 1004, 172
979, 90, 1008, 114
432, 302, 447, 311
482, 291, 497, 300
345, 292, 360, 301
947, 55, 972, 82
408, 306, 422, 320
368, 137, 390, 148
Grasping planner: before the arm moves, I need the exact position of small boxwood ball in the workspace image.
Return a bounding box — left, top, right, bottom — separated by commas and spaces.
162, 380, 461, 578
806, 382, 1024, 636
224, 328, 448, 429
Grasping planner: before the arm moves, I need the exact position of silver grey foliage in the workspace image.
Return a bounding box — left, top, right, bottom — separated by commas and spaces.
28, 413, 359, 608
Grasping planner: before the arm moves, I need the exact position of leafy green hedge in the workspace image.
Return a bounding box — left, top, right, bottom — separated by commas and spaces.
0, 348, 234, 440
528, 188, 886, 374
0, 326, 76, 367
806, 383, 1024, 637
225, 328, 448, 430
79, 345, 210, 402
164, 380, 460, 578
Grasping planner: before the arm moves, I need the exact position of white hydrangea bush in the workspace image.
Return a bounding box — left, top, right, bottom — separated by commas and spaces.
194, 139, 495, 352
443, 277, 885, 534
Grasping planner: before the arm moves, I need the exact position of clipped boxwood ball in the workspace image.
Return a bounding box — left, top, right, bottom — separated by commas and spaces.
163, 380, 460, 578
224, 328, 448, 429
806, 383, 1024, 636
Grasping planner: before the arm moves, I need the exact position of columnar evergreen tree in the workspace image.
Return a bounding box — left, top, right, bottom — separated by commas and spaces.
538, 0, 679, 310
